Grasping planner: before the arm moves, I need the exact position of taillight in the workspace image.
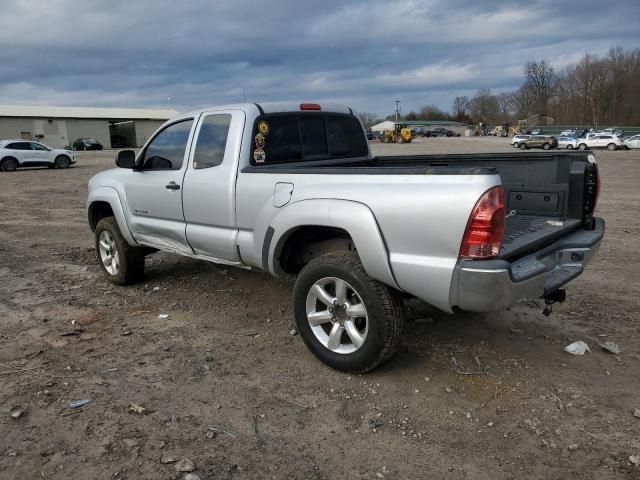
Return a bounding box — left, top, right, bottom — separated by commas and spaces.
460, 186, 505, 259
300, 103, 321, 111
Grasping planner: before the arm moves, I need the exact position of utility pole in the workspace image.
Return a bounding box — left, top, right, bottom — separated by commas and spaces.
394, 100, 401, 123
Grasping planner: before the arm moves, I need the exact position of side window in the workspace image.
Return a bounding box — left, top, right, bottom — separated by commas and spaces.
327, 116, 368, 157
193, 114, 231, 169
30, 143, 48, 151
141, 119, 193, 170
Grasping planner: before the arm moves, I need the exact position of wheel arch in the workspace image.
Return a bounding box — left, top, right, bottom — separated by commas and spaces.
267, 199, 399, 289
87, 186, 138, 246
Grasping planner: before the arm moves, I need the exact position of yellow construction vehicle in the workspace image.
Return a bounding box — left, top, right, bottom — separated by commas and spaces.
380, 123, 413, 143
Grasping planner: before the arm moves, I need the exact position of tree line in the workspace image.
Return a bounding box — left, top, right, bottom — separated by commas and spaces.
359, 46, 640, 128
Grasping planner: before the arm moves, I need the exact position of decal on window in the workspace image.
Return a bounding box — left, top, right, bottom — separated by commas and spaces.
258, 120, 270, 135
255, 132, 265, 149
253, 147, 266, 163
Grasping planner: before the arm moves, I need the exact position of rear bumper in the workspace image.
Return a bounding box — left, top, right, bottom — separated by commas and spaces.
450, 218, 604, 312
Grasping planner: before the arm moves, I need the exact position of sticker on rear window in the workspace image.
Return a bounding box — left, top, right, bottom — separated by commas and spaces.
253, 147, 266, 163
255, 133, 265, 149
258, 121, 270, 135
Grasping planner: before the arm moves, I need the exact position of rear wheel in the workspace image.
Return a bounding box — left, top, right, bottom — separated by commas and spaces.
55, 155, 71, 168
95, 217, 145, 285
607, 143, 617, 151
566, 144, 574, 150
0, 157, 18, 172
519, 143, 528, 150
293, 252, 404, 372
542, 143, 551, 150
513, 142, 519, 148
578, 143, 587, 150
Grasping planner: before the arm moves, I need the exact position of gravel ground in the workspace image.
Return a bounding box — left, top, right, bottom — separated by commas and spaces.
1, 137, 639, 479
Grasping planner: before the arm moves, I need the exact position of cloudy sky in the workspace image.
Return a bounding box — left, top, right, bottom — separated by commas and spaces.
1, 0, 639, 117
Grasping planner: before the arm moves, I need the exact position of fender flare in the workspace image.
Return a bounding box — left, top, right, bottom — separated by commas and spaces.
267, 199, 399, 290
87, 186, 138, 246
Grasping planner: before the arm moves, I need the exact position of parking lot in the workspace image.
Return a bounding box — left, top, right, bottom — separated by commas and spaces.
1, 136, 639, 479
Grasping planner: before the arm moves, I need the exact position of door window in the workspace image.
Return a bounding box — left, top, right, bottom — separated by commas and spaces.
30, 142, 49, 151
6, 142, 30, 150
140, 119, 193, 170
193, 114, 232, 169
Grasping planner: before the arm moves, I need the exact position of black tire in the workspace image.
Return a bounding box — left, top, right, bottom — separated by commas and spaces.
0, 157, 18, 172
578, 143, 587, 150
519, 143, 528, 150
542, 143, 551, 150
55, 155, 71, 168
607, 143, 617, 151
513, 142, 519, 148
396, 134, 404, 144
566, 144, 574, 150
94, 217, 144, 285
293, 252, 404, 373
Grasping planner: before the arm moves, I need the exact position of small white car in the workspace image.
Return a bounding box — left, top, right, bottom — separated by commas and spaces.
511, 134, 530, 148
623, 134, 640, 149
0, 140, 75, 171
576, 134, 624, 151
560, 130, 576, 137
558, 136, 579, 149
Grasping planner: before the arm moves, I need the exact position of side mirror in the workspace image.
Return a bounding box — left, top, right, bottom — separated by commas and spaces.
116, 150, 136, 169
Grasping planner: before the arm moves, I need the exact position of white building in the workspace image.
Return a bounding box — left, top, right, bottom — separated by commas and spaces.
0, 105, 179, 149
370, 120, 395, 131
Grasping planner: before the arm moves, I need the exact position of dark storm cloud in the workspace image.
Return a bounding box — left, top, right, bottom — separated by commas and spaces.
1, 0, 639, 116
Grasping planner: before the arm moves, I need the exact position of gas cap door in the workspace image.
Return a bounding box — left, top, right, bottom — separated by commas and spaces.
273, 182, 294, 208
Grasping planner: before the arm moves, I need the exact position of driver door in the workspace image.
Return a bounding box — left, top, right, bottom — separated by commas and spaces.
123, 118, 196, 254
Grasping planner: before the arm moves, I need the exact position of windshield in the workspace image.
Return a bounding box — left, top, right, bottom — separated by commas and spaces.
85, 138, 98, 144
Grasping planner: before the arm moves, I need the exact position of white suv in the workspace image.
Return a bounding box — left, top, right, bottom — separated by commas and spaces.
577, 134, 624, 151
0, 140, 76, 171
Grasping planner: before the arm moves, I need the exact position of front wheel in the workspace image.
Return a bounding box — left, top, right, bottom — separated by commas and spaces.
293, 252, 404, 372
578, 143, 587, 150
519, 143, 528, 150
566, 144, 574, 150
95, 217, 145, 285
607, 143, 617, 151
513, 142, 519, 148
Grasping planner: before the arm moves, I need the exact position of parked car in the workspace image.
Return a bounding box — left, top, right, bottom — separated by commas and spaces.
517, 135, 558, 150
524, 128, 542, 135
560, 130, 577, 137
577, 134, 624, 151
413, 127, 427, 137
622, 134, 640, 149
601, 127, 625, 137
429, 127, 460, 137
87, 101, 603, 372
73, 138, 103, 151
558, 136, 579, 150
0, 140, 75, 171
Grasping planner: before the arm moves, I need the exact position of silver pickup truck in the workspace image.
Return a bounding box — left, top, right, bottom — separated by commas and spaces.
87, 102, 604, 372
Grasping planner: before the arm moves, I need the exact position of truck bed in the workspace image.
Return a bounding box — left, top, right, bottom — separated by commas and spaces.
242, 151, 599, 261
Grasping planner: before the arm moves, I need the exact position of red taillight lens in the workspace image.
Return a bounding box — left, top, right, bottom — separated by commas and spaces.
460, 186, 505, 259
300, 103, 321, 111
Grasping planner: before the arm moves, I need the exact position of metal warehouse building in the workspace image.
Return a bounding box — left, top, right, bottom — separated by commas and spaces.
0, 105, 178, 149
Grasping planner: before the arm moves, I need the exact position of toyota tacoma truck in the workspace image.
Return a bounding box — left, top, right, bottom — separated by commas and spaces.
87, 102, 604, 372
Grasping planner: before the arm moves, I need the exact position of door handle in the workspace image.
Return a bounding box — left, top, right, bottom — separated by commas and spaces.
165, 182, 181, 190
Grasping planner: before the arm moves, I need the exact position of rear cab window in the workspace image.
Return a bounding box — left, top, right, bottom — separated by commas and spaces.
250, 113, 368, 165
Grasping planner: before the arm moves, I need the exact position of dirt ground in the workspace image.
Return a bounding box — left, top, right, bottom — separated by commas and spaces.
1, 137, 639, 480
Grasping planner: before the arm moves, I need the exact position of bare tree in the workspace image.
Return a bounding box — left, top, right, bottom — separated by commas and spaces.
469, 89, 499, 124
524, 60, 556, 113
356, 111, 378, 129
452, 96, 469, 121
418, 104, 449, 121
496, 92, 513, 121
